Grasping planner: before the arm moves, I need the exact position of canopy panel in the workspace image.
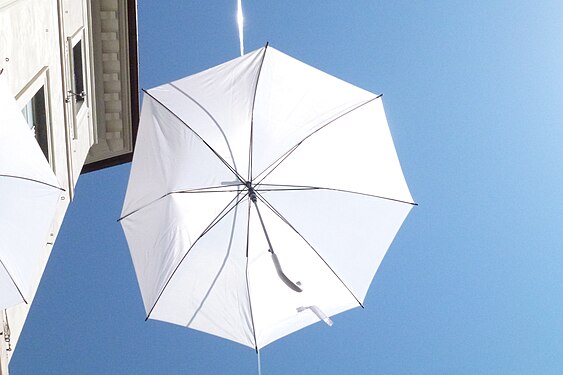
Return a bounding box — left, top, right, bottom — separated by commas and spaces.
258, 188, 413, 303
122, 95, 243, 218
145, 47, 266, 180
121, 190, 242, 313
0, 74, 62, 308
247, 195, 360, 348
251, 47, 377, 180
257, 98, 413, 203
0, 179, 61, 307
147, 194, 255, 347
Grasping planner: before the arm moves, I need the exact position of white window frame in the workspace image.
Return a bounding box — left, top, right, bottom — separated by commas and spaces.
15, 67, 55, 171
67, 27, 88, 140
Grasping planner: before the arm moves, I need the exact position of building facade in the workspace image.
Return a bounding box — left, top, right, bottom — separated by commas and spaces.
0, 0, 138, 372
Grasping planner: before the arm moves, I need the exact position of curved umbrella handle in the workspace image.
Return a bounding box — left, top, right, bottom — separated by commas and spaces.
271, 253, 302, 293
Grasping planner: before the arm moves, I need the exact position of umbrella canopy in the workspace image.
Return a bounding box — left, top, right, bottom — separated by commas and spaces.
0, 74, 63, 309
121, 46, 414, 349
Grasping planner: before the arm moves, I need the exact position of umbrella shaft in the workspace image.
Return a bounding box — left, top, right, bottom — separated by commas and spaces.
251, 194, 274, 254
251, 196, 303, 293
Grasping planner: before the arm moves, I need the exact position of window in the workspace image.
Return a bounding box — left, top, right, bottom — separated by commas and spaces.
71, 39, 85, 115
16, 68, 52, 167
67, 29, 88, 140
21, 86, 49, 160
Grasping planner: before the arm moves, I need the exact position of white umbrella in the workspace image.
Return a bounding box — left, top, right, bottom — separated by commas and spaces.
0, 74, 63, 309
121, 46, 415, 349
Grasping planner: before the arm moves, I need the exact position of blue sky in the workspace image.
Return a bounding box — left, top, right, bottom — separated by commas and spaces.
11, 1, 563, 374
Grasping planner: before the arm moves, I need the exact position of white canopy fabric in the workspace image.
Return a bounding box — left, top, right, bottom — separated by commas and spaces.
0, 74, 63, 309
121, 46, 414, 349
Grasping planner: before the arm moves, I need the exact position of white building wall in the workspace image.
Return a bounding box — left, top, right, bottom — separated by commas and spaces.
0, 0, 96, 370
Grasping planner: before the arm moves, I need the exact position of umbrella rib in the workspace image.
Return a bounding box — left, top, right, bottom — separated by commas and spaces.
247, 43, 269, 183
145, 190, 249, 321
255, 192, 364, 308
173, 186, 245, 194
173, 188, 245, 194
143, 89, 245, 183
0, 257, 28, 304
118, 185, 245, 222
185, 198, 241, 329
256, 184, 417, 206
253, 94, 383, 185
0, 174, 64, 191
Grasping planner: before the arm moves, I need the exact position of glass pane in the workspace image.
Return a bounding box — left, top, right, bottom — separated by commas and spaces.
33, 87, 49, 159
72, 40, 85, 114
